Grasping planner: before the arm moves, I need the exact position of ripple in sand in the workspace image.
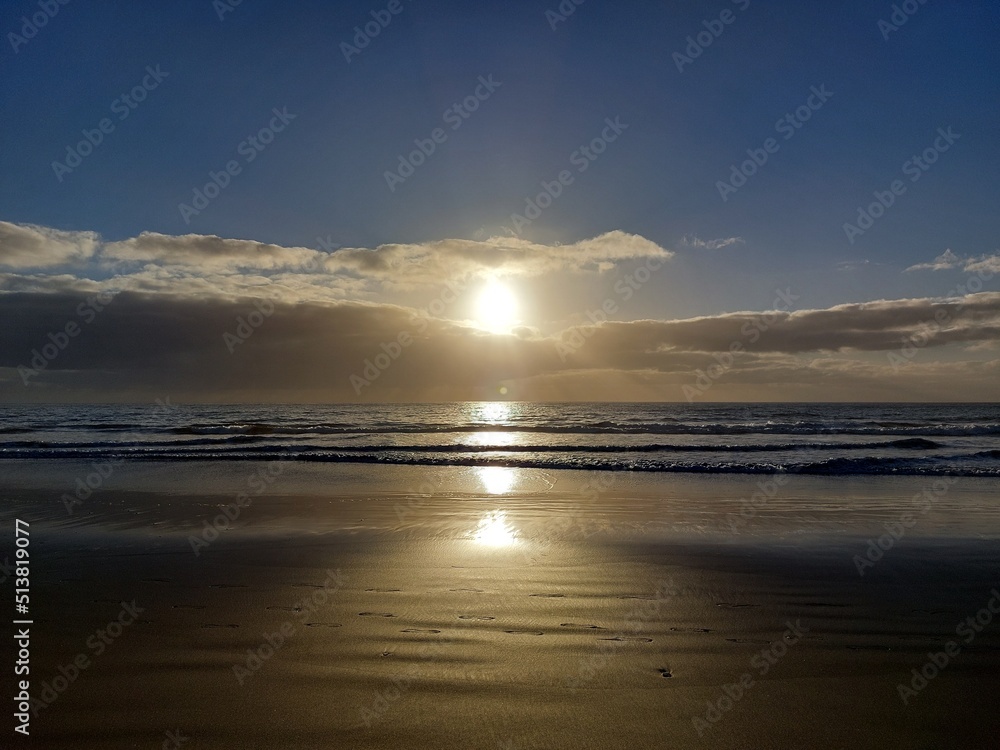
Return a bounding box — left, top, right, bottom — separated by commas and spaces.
726, 638, 770, 644
402, 628, 441, 633
458, 615, 495, 621
365, 588, 402, 593
201, 623, 239, 628
529, 593, 564, 598
172, 604, 206, 610
209, 583, 248, 589
560, 623, 605, 629
505, 630, 544, 636
265, 606, 302, 612
450, 588, 485, 593
304, 622, 342, 628
715, 603, 758, 609
670, 627, 712, 633
359, 612, 396, 618
600, 636, 653, 643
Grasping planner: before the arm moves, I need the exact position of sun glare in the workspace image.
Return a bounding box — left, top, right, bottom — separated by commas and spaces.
472, 510, 518, 547
475, 279, 518, 333
477, 466, 516, 495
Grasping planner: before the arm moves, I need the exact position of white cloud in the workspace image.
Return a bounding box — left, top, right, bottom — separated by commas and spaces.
904, 248, 1000, 275
678, 235, 744, 251
0, 221, 99, 268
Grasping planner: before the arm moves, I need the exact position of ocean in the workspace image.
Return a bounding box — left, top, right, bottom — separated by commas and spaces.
1, 402, 997, 476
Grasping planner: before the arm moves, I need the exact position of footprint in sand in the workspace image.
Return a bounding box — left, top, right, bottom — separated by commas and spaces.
560, 623, 605, 630
359, 612, 396, 618
402, 628, 441, 634
505, 630, 544, 636
600, 636, 653, 643
658, 668, 673, 678
304, 623, 342, 628
458, 615, 495, 621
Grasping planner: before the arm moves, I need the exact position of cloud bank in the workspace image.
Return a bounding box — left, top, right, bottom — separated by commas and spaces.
1, 221, 997, 402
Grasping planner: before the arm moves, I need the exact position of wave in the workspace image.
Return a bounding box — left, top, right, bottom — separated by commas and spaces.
970, 449, 1000, 460
153, 422, 1000, 437
1, 449, 997, 475
10, 416, 1000, 438
0, 436, 946, 454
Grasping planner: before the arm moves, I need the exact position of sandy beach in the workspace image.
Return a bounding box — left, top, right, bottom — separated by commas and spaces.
3, 461, 999, 748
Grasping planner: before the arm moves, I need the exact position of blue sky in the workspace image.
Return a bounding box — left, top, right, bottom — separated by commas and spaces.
1, 0, 999, 401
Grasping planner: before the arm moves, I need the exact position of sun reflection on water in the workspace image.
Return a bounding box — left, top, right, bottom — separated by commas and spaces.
476, 401, 511, 423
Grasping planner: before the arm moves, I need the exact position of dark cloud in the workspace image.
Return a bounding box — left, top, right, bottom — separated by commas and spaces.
1, 289, 998, 402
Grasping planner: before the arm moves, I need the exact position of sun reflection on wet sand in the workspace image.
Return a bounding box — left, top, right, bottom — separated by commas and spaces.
472, 510, 518, 547
477, 465, 516, 495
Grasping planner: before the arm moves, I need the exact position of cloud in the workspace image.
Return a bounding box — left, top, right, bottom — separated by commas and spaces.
102, 232, 321, 270
905, 248, 1000, 275
1, 288, 998, 402
905, 248, 961, 272
4, 223, 673, 296
835, 259, 885, 272
965, 254, 1000, 276
542, 294, 1000, 387
678, 235, 744, 251
0, 222, 99, 268
2, 221, 996, 402
322, 230, 673, 284
99, 229, 673, 280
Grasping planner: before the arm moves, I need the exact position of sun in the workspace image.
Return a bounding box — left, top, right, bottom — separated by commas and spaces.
475, 279, 518, 333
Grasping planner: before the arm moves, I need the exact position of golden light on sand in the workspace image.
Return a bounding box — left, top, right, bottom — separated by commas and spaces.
475, 279, 518, 333
472, 510, 518, 546
477, 466, 516, 494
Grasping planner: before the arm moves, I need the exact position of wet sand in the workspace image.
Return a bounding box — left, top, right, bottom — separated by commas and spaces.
3, 462, 1000, 749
